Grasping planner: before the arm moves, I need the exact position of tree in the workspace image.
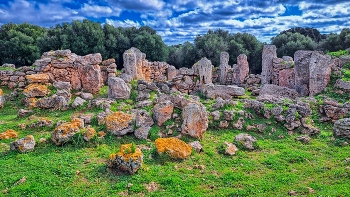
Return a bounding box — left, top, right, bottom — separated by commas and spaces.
279, 27, 326, 42
271, 32, 316, 58
0, 23, 46, 66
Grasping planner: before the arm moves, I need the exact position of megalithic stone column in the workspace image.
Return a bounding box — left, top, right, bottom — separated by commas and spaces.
219, 52, 229, 85
294, 50, 313, 96
194, 57, 213, 85
309, 51, 333, 96
261, 45, 277, 85
236, 54, 249, 85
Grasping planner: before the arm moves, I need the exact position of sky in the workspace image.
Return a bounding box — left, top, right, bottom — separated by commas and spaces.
0, 0, 349, 45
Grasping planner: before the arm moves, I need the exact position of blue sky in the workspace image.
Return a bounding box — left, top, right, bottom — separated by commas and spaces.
0, 0, 349, 45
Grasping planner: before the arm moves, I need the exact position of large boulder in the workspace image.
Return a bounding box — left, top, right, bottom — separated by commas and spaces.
152, 100, 174, 126
181, 102, 208, 138
135, 109, 154, 127
105, 112, 133, 136
107, 143, 143, 174
155, 137, 192, 159
108, 77, 131, 99
294, 50, 313, 96
261, 45, 277, 85
10, 135, 35, 153
51, 118, 84, 145
193, 57, 213, 85
202, 84, 245, 99
309, 52, 333, 96
259, 84, 299, 99
333, 118, 350, 139
36, 95, 69, 110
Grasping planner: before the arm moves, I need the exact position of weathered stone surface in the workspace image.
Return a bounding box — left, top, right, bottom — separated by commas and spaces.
10, 135, 35, 153
23, 84, 49, 97
202, 84, 245, 99
193, 57, 213, 85
189, 141, 203, 153
26, 74, 50, 84
53, 81, 71, 91
219, 52, 230, 84
259, 84, 299, 99
108, 77, 131, 100
71, 97, 86, 108
224, 141, 238, 155
181, 102, 208, 138
335, 79, 350, 92
0, 129, 18, 140
167, 65, 177, 81
79, 113, 94, 124
278, 68, 295, 89
0, 94, 5, 108
36, 95, 69, 110
79, 92, 93, 100
309, 52, 332, 96
152, 100, 174, 126
233, 54, 249, 85
83, 127, 96, 142
135, 110, 154, 127
78, 63, 102, 94
17, 109, 33, 117
108, 143, 143, 174
123, 47, 146, 80
105, 112, 133, 136
155, 137, 192, 159
295, 135, 311, 144
294, 50, 313, 96
333, 118, 350, 139
51, 118, 84, 145
235, 133, 257, 150
261, 45, 277, 85
134, 126, 151, 139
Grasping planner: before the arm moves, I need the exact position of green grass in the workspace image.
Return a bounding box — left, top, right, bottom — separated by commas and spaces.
1, 85, 350, 196
327, 49, 350, 58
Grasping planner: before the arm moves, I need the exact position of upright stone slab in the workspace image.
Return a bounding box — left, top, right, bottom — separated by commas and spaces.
233, 54, 249, 85
309, 52, 333, 96
219, 52, 230, 85
261, 45, 277, 85
123, 47, 147, 80
294, 50, 313, 96
193, 57, 213, 85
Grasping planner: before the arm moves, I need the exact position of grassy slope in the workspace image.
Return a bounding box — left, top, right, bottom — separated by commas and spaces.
1, 86, 350, 196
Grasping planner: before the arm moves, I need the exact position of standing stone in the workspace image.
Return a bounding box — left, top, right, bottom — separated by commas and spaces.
294, 50, 313, 96
181, 102, 208, 138
108, 77, 131, 99
309, 52, 333, 96
219, 52, 230, 85
78, 64, 102, 94
193, 58, 213, 85
261, 45, 277, 85
167, 65, 178, 81
123, 47, 147, 80
234, 54, 249, 85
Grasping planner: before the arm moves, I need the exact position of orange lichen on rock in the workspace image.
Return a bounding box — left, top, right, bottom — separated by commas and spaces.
83, 127, 96, 141
117, 143, 143, 161
98, 131, 106, 138
28, 98, 38, 108
10, 135, 35, 153
155, 137, 192, 159
51, 118, 84, 145
23, 84, 50, 97
0, 88, 3, 96
105, 112, 133, 132
26, 74, 50, 84
0, 129, 18, 140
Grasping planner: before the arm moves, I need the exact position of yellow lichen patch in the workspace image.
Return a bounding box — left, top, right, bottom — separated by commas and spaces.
117, 143, 143, 161
26, 74, 50, 84
83, 127, 96, 141
98, 131, 106, 138
109, 153, 117, 160
0, 129, 18, 140
56, 118, 84, 135
23, 84, 50, 97
0, 88, 3, 96
28, 98, 38, 108
155, 137, 192, 159
105, 112, 132, 132
18, 135, 35, 152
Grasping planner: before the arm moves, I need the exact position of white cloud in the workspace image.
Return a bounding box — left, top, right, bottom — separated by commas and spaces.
106, 19, 141, 28
81, 3, 121, 17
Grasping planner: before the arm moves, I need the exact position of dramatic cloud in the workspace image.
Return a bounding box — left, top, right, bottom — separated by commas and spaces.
0, 0, 348, 45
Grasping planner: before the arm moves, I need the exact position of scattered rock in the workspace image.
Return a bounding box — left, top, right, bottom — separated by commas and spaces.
233, 117, 244, 130
71, 97, 86, 108
0, 129, 18, 140
259, 84, 299, 99
155, 137, 192, 159
189, 141, 203, 153
223, 141, 238, 155
51, 118, 84, 145
202, 84, 245, 99
334, 118, 350, 139
181, 102, 208, 138
108, 77, 131, 99
107, 143, 143, 174
219, 120, 229, 128
288, 190, 298, 196
80, 92, 94, 100
83, 127, 96, 141
79, 113, 94, 124
135, 109, 154, 127
145, 182, 160, 193
10, 135, 35, 153
134, 126, 151, 139
295, 135, 311, 144
235, 133, 257, 150
152, 100, 174, 126
105, 112, 133, 136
